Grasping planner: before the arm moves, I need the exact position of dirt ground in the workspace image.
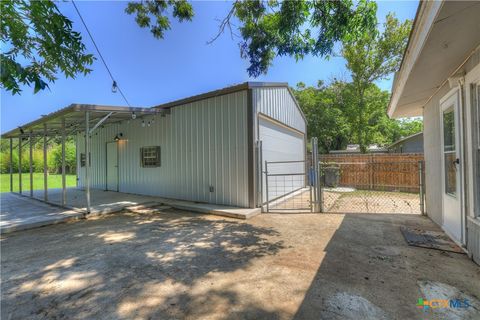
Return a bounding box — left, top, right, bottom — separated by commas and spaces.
323, 190, 421, 214
1, 209, 479, 319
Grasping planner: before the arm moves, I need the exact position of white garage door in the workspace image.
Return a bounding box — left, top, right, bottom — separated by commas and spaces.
259, 116, 305, 203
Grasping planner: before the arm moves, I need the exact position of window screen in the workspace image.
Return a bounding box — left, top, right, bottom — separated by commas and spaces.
443, 107, 456, 196
141, 146, 161, 167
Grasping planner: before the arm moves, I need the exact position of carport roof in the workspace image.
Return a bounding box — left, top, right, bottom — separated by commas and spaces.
1, 104, 167, 139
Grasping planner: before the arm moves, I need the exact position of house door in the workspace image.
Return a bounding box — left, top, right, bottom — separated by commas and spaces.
441, 91, 463, 243
106, 142, 118, 191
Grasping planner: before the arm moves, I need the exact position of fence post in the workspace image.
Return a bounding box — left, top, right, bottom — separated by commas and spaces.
258, 141, 263, 211
318, 159, 324, 212
418, 160, 425, 215
311, 137, 321, 213
265, 161, 269, 213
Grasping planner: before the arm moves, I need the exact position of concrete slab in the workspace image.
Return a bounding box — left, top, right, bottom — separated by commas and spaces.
0, 193, 83, 234
31, 188, 261, 220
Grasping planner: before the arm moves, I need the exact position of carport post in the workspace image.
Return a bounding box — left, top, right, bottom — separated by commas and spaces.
85, 111, 91, 213
18, 137, 22, 194
43, 123, 48, 201
9, 138, 13, 192
29, 132, 33, 197
61, 117, 66, 206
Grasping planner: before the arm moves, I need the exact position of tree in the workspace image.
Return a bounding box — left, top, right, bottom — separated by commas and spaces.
1, 0, 376, 94
341, 13, 412, 152
1, 0, 94, 94
293, 80, 422, 153
229, 0, 377, 77
293, 81, 350, 153
125, 0, 194, 39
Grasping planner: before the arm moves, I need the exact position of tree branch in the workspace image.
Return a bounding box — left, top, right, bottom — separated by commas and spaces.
206, 3, 238, 45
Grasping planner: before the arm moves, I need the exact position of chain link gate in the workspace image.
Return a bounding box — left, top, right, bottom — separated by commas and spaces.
317, 156, 426, 215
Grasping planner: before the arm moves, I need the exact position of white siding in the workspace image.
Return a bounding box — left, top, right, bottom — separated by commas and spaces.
77, 90, 249, 207
253, 87, 306, 133
423, 47, 480, 262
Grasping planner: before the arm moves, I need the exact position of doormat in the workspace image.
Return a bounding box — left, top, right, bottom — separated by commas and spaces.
400, 227, 465, 254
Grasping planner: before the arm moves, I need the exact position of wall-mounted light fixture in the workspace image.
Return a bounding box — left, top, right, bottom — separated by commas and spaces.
114, 133, 123, 141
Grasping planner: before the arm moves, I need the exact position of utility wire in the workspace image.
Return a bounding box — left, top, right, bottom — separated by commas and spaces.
71, 0, 131, 106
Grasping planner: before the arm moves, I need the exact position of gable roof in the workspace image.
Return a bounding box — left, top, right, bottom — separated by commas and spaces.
153, 81, 307, 124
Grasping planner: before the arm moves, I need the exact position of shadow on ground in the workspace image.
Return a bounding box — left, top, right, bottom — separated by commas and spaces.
2, 210, 479, 319
1, 210, 284, 319
292, 213, 480, 320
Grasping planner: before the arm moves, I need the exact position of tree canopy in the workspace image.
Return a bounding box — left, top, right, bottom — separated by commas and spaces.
293, 81, 422, 154
1, 0, 377, 94
341, 13, 412, 152
1, 0, 94, 94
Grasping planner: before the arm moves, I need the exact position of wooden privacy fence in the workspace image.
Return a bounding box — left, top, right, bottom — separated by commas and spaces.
319, 153, 425, 193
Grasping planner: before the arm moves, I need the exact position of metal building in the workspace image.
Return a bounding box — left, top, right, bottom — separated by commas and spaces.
1, 82, 307, 212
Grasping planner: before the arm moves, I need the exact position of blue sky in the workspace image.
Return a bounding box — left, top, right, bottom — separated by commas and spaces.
1, 0, 418, 133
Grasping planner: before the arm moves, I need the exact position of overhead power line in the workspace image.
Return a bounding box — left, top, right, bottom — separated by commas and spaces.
71, 0, 131, 106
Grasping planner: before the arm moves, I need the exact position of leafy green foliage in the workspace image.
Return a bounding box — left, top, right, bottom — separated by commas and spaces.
125, 0, 194, 39
232, 0, 377, 77
127, 0, 377, 77
1, 0, 94, 94
294, 81, 422, 153
293, 82, 350, 153
0, 138, 76, 174
341, 13, 412, 152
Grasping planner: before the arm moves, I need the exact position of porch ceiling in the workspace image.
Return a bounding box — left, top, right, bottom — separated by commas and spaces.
388, 1, 480, 118
1, 104, 168, 139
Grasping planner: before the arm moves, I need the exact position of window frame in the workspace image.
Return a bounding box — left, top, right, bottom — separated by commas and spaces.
442, 105, 458, 197
140, 146, 161, 168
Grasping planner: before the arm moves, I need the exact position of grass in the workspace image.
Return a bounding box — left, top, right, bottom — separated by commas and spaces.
0, 173, 77, 193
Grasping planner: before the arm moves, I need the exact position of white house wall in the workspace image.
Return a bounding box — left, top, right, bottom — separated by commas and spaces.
77, 90, 249, 207
423, 47, 480, 263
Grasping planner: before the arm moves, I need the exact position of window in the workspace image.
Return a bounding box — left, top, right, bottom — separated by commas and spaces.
80, 153, 91, 167
443, 106, 457, 196
140, 146, 161, 167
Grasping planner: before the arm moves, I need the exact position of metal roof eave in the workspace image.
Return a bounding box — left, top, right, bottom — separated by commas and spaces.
387, 1, 443, 118
151, 81, 307, 128
1, 104, 165, 139
152, 82, 290, 110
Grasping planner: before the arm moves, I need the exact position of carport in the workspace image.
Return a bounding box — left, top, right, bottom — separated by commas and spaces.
1, 104, 165, 213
